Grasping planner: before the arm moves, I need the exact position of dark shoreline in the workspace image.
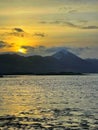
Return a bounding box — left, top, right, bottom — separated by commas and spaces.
0, 72, 87, 77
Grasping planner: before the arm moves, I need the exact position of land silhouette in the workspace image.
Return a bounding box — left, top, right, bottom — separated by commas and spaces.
0, 49, 98, 75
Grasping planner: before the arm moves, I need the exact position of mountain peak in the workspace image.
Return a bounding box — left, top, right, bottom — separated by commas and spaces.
52, 49, 69, 59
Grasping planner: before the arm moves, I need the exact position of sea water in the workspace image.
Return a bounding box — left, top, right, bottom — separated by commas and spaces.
0, 75, 98, 130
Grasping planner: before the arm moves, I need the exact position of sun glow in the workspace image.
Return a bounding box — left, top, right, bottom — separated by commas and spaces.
18, 48, 26, 54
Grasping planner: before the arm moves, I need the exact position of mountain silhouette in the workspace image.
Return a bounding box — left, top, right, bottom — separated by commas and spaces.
0, 49, 98, 75
52, 49, 94, 72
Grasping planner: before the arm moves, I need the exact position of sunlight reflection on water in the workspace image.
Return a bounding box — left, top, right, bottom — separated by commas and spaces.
0, 75, 98, 129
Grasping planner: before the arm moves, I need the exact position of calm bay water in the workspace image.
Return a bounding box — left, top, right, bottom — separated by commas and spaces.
0, 75, 98, 130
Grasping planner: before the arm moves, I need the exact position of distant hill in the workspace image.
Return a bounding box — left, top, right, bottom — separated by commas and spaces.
85, 59, 98, 72
0, 49, 98, 75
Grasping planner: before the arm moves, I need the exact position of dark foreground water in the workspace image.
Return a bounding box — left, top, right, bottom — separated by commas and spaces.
0, 75, 98, 130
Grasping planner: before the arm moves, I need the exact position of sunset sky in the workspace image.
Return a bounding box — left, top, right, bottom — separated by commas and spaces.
0, 0, 98, 58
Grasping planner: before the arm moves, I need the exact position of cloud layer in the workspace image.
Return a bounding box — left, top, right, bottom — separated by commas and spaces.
0, 0, 98, 58
0, 41, 7, 48
19, 45, 98, 59
40, 20, 98, 30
